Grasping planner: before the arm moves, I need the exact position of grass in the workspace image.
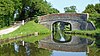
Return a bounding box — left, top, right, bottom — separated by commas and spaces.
0, 26, 11, 30
0, 20, 50, 39
71, 29, 100, 36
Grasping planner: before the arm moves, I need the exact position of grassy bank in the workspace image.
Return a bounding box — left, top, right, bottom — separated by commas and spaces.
0, 26, 11, 30
0, 20, 50, 39
65, 29, 100, 37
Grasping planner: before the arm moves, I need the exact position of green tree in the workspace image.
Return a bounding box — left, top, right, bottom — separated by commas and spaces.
64, 6, 76, 13
29, 0, 54, 16
83, 4, 97, 13
0, 0, 15, 27
49, 8, 59, 14
83, 4, 100, 28
17, 0, 59, 21
17, 0, 32, 21
11, 0, 22, 20
95, 3, 100, 13
0, 0, 59, 28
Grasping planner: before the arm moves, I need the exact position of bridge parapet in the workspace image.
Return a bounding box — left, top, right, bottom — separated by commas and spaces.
38, 13, 88, 22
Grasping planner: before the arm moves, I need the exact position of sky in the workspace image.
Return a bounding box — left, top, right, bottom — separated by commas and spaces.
46, 0, 100, 13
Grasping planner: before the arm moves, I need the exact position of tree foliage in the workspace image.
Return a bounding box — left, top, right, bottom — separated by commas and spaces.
16, 0, 59, 20
83, 4, 97, 13
0, 0, 15, 16
29, 0, 59, 16
95, 3, 100, 13
0, 0, 15, 27
0, 0, 59, 28
83, 3, 100, 28
64, 6, 76, 13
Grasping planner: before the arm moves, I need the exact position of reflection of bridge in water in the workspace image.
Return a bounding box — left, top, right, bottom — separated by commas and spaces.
38, 13, 95, 52
39, 36, 87, 52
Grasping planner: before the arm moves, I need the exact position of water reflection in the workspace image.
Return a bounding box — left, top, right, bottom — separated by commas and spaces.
14, 43, 19, 52
51, 50, 86, 56
0, 40, 99, 56
25, 43, 30, 56
0, 41, 51, 56
88, 46, 100, 56
39, 35, 87, 52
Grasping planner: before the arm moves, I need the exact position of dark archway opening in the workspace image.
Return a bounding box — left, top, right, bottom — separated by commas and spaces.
52, 21, 72, 43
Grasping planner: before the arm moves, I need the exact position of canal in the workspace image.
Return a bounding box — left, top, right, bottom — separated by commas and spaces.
0, 21, 99, 56
0, 34, 99, 56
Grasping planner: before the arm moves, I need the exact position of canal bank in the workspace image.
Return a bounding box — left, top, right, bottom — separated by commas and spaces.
0, 20, 50, 45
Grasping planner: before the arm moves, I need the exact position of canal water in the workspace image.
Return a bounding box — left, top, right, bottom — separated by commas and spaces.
0, 35, 99, 56
0, 41, 86, 56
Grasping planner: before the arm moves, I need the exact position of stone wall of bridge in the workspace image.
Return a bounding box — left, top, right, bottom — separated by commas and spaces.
39, 20, 88, 30
38, 13, 95, 30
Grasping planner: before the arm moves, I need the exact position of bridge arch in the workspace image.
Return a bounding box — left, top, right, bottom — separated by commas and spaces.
52, 21, 72, 31
52, 21, 72, 43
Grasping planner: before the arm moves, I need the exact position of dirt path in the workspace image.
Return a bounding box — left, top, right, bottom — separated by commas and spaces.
0, 24, 21, 35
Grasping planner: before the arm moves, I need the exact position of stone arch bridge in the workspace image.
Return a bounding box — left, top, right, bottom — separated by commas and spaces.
38, 13, 95, 52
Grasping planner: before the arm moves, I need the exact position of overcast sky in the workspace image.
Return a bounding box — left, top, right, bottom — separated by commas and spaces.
46, 0, 100, 13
